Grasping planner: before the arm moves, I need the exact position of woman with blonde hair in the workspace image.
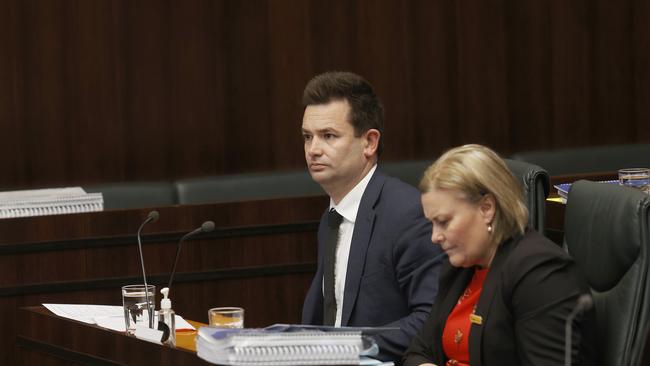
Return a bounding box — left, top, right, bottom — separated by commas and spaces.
403, 144, 593, 366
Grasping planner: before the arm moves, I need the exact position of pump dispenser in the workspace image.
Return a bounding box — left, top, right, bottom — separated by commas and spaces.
158, 287, 176, 346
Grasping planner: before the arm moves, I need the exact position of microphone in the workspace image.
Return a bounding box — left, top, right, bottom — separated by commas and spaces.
167, 221, 215, 292
136, 210, 159, 328
565, 294, 593, 366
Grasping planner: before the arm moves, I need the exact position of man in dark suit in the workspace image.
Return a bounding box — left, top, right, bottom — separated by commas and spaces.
300, 71, 444, 362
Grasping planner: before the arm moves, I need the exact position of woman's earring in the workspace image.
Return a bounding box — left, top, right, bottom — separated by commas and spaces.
487, 224, 492, 233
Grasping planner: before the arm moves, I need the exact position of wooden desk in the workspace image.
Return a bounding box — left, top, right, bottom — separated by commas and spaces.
17, 306, 211, 365
2, 196, 328, 365
544, 171, 617, 245
176, 320, 204, 352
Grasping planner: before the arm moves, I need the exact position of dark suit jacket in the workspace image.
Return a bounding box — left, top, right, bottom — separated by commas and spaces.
302, 169, 445, 362
403, 230, 595, 366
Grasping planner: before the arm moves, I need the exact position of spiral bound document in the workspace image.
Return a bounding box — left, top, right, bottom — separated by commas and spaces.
0, 187, 103, 219
197, 327, 378, 366
553, 180, 618, 203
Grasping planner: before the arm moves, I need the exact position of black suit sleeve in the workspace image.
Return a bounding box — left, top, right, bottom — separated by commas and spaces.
402, 306, 440, 366
373, 202, 445, 362
509, 253, 584, 365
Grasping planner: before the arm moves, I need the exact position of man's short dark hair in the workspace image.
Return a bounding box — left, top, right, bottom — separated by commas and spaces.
302, 71, 384, 156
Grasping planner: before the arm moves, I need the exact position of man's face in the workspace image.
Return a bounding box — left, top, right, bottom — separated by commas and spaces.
301, 100, 372, 197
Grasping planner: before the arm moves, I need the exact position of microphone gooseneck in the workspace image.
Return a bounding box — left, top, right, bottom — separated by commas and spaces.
136, 210, 159, 328
565, 294, 593, 366
167, 221, 216, 292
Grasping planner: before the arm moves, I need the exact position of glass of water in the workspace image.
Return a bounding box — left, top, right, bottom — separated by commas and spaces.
618, 168, 650, 194
208, 307, 244, 328
122, 284, 156, 333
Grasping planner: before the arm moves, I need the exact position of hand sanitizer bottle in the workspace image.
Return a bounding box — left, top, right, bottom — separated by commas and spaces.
158, 287, 176, 346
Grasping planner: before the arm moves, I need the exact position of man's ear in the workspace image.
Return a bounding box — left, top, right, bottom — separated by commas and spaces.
363, 129, 380, 158
479, 194, 496, 224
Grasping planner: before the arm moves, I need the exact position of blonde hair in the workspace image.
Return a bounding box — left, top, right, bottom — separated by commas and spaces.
419, 144, 528, 246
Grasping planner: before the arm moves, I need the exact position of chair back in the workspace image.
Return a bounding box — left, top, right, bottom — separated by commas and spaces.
503, 159, 550, 233
511, 143, 650, 176
84, 181, 177, 210
175, 171, 323, 205
381, 160, 432, 187
382, 158, 549, 233
565, 180, 650, 366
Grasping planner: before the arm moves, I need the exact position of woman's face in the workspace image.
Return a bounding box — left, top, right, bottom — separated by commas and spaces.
421, 188, 496, 268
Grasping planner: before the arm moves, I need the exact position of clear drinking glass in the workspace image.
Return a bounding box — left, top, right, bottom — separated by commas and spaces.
208, 307, 244, 328
618, 168, 650, 194
122, 284, 156, 333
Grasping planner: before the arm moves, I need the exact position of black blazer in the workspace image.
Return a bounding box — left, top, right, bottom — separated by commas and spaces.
403, 230, 594, 366
302, 169, 445, 362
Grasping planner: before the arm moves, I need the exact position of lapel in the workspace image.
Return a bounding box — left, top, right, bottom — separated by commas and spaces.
305, 209, 330, 325
468, 236, 519, 366
433, 262, 474, 364
340, 170, 385, 325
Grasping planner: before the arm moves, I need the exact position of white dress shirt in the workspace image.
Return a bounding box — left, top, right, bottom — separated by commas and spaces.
326, 164, 377, 326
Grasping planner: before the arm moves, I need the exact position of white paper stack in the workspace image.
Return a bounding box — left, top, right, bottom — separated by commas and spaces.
197, 327, 375, 366
0, 187, 103, 219
42, 303, 196, 332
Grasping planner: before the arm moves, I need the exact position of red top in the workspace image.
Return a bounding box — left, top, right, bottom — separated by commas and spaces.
441, 267, 489, 366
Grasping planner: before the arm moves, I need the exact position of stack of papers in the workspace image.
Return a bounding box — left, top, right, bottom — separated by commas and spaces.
43, 303, 195, 332
0, 187, 103, 218
197, 325, 385, 366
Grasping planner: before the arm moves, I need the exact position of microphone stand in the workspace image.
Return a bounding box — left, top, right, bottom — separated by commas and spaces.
136, 211, 159, 328
167, 221, 215, 294
565, 294, 593, 366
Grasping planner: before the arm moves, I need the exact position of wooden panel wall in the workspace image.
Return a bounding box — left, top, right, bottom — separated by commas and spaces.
1, 0, 648, 190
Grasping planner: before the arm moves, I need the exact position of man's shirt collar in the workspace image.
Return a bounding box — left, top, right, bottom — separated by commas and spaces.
329, 164, 377, 224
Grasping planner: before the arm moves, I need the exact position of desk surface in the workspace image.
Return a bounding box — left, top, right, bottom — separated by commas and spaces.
17, 306, 212, 366
177, 319, 205, 352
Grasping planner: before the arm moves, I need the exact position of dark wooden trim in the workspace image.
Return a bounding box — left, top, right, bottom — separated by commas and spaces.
0, 263, 316, 297
549, 171, 618, 185
0, 221, 319, 255
16, 335, 126, 366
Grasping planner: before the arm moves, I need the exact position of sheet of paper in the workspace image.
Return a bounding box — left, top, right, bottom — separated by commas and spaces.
546, 196, 565, 203
134, 324, 163, 344
174, 315, 195, 331
95, 316, 128, 332
359, 357, 395, 366
43, 303, 123, 324
43, 303, 195, 331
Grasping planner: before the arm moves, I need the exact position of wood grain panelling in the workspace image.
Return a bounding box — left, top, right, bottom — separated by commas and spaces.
267, 1, 311, 169
455, 1, 510, 148
634, 0, 650, 141
504, 1, 552, 149
550, 1, 594, 146
407, 1, 459, 154
1, 0, 649, 190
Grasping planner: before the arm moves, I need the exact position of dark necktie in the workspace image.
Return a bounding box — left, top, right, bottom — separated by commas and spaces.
323, 208, 343, 325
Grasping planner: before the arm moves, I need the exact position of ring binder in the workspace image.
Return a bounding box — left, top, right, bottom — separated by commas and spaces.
197, 327, 377, 366
0, 187, 103, 218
